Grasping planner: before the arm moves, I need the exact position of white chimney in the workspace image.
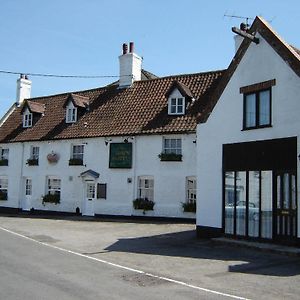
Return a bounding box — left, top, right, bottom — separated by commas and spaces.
16, 74, 31, 106
119, 42, 142, 88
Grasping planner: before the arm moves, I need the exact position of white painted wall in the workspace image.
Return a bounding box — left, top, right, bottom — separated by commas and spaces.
0, 133, 196, 218
197, 32, 300, 236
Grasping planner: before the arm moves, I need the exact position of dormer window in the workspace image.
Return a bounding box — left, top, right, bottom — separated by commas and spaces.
64, 93, 90, 124
166, 80, 194, 116
169, 97, 185, 115
21, 100, 45, 129
23, 110, 33, 128
66, 102, 77, 123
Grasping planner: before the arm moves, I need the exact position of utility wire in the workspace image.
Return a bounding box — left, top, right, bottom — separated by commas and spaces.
0, 70, 131, 78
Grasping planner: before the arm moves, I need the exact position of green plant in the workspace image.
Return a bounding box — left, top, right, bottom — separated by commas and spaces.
42, 193, 60, 204
182, 200, 196, 213
69, 158, 83, 165
0, 159, 8, 166
158, 153, 182, 161
27, 158, 39, 166
133, 198, 155, 213
0, 191, 7, 200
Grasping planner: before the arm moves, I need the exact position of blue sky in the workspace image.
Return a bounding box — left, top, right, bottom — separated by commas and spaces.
1, 0, 299, 117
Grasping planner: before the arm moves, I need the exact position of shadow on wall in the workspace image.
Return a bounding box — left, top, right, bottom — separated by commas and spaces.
104, 229, 300, 277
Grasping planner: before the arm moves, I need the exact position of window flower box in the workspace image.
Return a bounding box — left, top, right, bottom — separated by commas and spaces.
42, 194, 60, 205
182, 200, 196, 213
0, 191, 7, 200
0, 159, 8, 166
27, 158, 39, 166
158, 153, 182, 161
133, 198, 155, 213
69, 158, 83, 166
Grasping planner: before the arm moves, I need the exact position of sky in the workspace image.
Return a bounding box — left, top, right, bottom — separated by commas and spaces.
1, 0, 300, 117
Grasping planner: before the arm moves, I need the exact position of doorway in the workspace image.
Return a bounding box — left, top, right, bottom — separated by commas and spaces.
274, 171, 297, 242
82, 181, 95, 216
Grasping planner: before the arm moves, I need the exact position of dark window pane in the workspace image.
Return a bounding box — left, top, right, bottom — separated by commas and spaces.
236, 172, 246, 236
245, 94, 256, 127
259, 90, 270, 125
225, 172, 235, 234
248, 171, 260, 237
261, 171, 272, 239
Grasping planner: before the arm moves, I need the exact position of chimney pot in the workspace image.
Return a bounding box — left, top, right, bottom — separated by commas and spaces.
122, 43, 128, 55
129, 42, 134, 53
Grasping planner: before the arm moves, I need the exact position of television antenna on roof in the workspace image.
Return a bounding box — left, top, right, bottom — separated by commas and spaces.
224, 14, 254, 29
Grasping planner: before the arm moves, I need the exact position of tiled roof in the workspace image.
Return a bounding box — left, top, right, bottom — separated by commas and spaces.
0, 70, 224, 143
65, 94, 90, 108
198, 16, 300, 123
24, 100, 45, 114
166, 81, 194, 98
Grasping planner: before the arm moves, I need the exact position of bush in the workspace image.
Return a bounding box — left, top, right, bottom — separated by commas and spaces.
42, 194, 60, 204
158, 153, 182, 161
133, 198, 155, 213
182, 200, 196, 213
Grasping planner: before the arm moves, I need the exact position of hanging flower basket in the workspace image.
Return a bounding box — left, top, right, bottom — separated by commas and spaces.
47, 152, 59, 163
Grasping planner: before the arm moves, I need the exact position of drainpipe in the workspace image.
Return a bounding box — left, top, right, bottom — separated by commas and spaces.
18, 142, 25, 210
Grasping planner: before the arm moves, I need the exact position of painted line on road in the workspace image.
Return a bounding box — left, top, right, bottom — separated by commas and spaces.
0, 226, 250, 300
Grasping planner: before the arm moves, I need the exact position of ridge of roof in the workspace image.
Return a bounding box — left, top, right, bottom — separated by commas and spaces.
198, 16, 300, 123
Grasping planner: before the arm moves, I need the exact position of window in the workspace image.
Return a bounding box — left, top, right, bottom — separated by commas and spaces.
243, 89, 271, 129
47, 178, 61, 197
186, 177, 196, 203
138, 176, 154, 201
168, 97, 185, 115
0, 177, 8, 200
163, 138, 182, 154
0, 148, 9, 165
23, 111, 33, 128
86, 183, 95, 199
25, 179, 32, 196
66, 103, 77, 123
31, 146, 39, 160
70, 145, 84, 165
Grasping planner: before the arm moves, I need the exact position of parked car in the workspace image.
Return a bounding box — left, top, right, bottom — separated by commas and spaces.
225, 201, 259, 221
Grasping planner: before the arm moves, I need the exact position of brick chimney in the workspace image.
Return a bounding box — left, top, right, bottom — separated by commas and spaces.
119, 42, 142, 88
16, 74, 31, 106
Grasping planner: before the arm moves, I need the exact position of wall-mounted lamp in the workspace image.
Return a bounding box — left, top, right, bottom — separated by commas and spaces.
124, 138, 128, 143
193, 140, 197, 144
105, 138, 112, 146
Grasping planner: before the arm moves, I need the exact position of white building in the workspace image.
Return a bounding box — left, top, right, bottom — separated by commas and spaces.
197, 17, 300, 245
0, 42, 223, 219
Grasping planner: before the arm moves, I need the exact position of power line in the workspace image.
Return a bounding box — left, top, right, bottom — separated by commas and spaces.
0, 70, 131, 79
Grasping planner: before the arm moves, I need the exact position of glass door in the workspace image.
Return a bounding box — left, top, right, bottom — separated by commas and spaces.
274, 172, 297, 242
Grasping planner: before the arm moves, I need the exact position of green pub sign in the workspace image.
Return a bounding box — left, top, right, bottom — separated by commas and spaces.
109, 143, 132, 168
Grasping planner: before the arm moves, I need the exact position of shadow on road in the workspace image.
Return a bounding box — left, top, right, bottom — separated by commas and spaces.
104, 229, 300, 277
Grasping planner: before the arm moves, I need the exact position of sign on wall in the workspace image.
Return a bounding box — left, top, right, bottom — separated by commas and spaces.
109, 143, 132, 168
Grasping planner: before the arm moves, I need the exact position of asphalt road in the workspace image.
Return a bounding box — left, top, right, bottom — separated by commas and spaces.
0, 215, 300, 300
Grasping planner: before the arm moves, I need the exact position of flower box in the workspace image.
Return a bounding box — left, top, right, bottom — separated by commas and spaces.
0, 191, 7, 200
133, 198, 155, 213
182, 201, 196, 213
0, 159, 8, 166
69, 158, 83, 166
42, 194, 60, 204
158, 153, 182, 161
27, 158, 39, 166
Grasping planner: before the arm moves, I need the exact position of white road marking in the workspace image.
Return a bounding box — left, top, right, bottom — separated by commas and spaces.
0, 226, 250, 300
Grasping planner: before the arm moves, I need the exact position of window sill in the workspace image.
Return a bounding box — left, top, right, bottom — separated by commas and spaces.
241, 124, 272, 131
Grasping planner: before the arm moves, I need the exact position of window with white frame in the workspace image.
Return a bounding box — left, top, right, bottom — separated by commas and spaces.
163, 138, 182, 154
186, 176, 196, 203
138, 176, 154, 201
66, 102, 77, 123
168, 97, 185, 115
31, 146, 39, 160
25, 178, 32, 196
0, 177, 8, 200
0, 148, 9, 166
23, 111, 33, 128
47, 178, 61, 197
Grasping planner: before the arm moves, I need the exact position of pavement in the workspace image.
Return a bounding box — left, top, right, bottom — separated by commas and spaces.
0, 213, 300, 300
